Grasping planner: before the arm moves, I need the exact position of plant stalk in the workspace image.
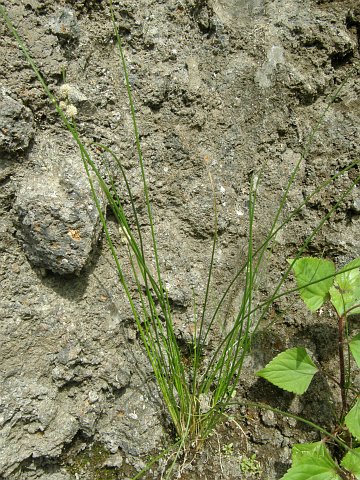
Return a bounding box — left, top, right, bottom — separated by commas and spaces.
338, 314, 347, 418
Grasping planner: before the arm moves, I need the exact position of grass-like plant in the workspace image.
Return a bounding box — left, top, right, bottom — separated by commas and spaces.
257, 257, 360, 479
1, 1, 360, 477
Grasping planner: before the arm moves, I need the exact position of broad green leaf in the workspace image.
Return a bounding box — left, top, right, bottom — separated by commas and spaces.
341, 448, 360, 479
329, 257, 360, 316
280, 463, 341, 480
256, 347, 318, 394
345, 399, 360, 441
292, 442, 332, 466
350, 333, 360, 368
287, 258, 335, 312
280, 442, 341, 480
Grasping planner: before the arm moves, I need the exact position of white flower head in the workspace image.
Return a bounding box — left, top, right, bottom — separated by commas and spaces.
59, 83, 71, 100
66, 104, 78, 119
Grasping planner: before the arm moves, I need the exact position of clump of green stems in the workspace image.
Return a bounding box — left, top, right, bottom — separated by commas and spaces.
2, 1, 359, 477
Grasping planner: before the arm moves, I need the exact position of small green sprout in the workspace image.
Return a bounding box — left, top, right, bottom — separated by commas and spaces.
222, 442, 234, 456
239, 453, 263, 477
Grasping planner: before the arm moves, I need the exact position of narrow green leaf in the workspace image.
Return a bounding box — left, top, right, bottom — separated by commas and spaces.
341, 448, 360, 479
256, 347, 318, 394
350, 333, 360, 368
345, 399, 360, 441
288, 257, 335, 312
281, 442, 341, 480
329, 258, 360, 316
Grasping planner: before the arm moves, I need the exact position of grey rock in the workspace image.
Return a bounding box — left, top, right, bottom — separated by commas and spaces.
88, 391, 99, 404
56, 342, 82, 365
261, 410, 277, 427
210, 0, 265, 26
0, 378, 79, 478
52, 364, 92, 387
142, 75, 169, 109
255, 45, 285, 88
78, 410, 97, 437
67, 87, 88, 108
50, 9, 79, 43
51, 365, 76, 387
97, 354, 132, 390
14, 134, 105, 275
32, 410, 79, 457
37, 473, 73, 480
102, 451, 123, 468
97, 387, 164, 456
0, 87, 34, 153
352, 197, 360, 214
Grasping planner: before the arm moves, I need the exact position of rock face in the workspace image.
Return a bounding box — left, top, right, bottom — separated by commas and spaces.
0, 379, 78, 476
0, 87, 34, 153
49, 8, 80, 44
0, 0, 360, 479
14, 134, 104, 275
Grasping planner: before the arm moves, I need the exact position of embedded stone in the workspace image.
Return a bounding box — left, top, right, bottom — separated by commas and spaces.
14, 135, 105, 275
0, 88, 34, 153
50, 8, 79, 43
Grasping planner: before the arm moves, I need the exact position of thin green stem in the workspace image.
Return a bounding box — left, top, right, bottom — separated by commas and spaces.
109, 0, 164, 293
195, 170, 218, 377
205, 160, 359, 346
338, 313, 347, 418
229, 400, 354, 454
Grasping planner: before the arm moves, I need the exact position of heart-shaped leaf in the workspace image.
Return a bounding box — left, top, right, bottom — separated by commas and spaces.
329, 258, 360, 316
350, 333, 360, 368
292, 441, 333, 465
345, 399, 360, 441
256, 347, 318, 394
341, 448, 360, 479
280, 442, 341, 480
288, 258, 335, 312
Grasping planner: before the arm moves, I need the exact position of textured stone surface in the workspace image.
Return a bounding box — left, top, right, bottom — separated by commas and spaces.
49, 8, 79, 44
0, 87, 34, 153
0, 0, 359, 478
14, 133, 104, 275
0, 378, 78, 477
